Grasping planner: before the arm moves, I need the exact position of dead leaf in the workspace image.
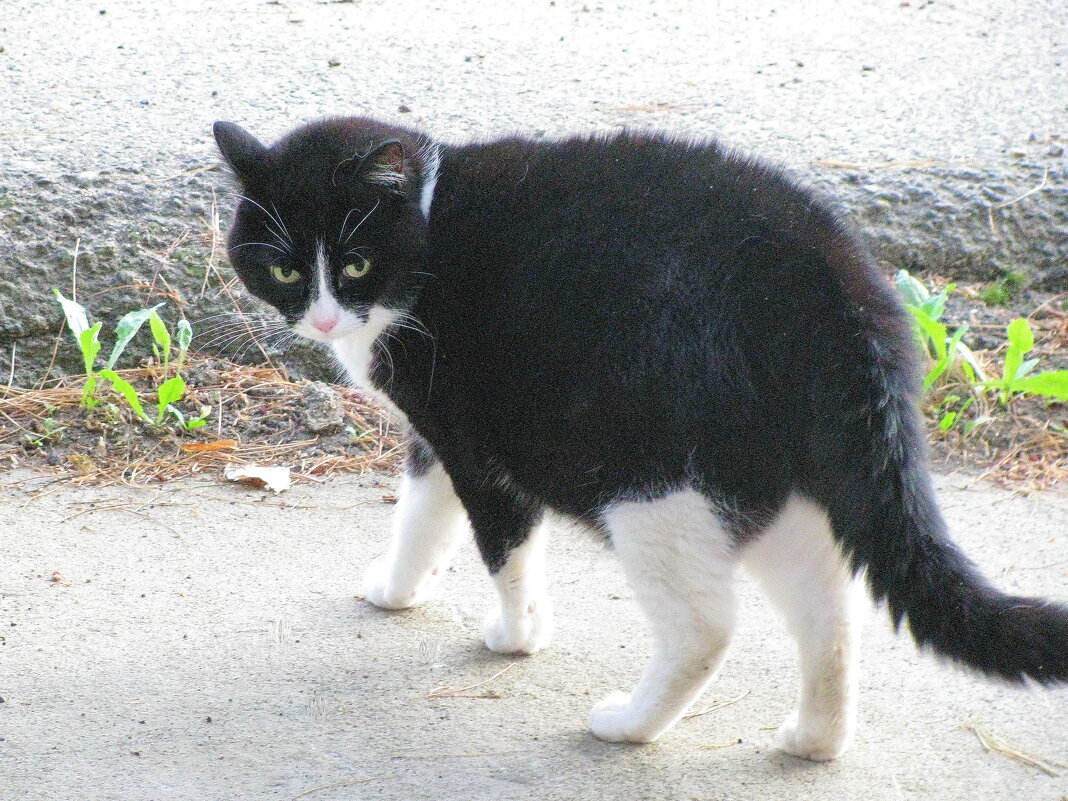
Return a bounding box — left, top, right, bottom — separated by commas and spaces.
66, 453, 94, 473
223, 464, 291, 493
181, 439, 238, 453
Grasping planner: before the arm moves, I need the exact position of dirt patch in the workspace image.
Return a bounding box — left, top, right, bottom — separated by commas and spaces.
915, 276, 1068, 488
2, 276, 1066, 490
0, 356, 402, 487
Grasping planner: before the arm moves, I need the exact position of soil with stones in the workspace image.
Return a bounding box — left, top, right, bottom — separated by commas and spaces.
0, 357, 400, 487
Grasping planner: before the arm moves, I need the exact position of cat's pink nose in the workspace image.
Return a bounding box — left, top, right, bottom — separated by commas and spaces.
313, 318, 338, 333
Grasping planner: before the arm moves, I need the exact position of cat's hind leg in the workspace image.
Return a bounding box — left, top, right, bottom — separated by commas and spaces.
590, 488, 738, 743
362, 443, 468, 610
741, 494, 865, 761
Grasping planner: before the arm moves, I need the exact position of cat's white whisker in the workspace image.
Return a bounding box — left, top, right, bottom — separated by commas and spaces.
228, 240, 288, 255
270, 202, 292, 240
195, 321, 286, 345
264, 224, 293, 254
233, 194, 288, 236
338, 206, 360, 244
342, 198, 380, 245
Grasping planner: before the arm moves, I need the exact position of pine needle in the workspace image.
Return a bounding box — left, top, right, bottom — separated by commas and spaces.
292, 774, 396, 799
966, 721, 1065, 777
425, 663, 517, 699
683, 688, 751, 720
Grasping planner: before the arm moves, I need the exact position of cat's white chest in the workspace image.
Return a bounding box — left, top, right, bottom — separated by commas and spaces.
330, 305, 408, 424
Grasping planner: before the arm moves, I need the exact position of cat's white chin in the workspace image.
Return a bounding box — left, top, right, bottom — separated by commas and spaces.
327, 304, 407, 421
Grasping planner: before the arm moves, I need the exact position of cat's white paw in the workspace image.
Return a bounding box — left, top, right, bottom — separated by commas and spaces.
775, 710, 852, 762
589, 692, 656, 743
361, 556, 441, 610
483, 597, 553, 655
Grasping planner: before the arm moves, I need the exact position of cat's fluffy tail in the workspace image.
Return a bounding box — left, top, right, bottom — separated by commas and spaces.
815, 342, 1068, 685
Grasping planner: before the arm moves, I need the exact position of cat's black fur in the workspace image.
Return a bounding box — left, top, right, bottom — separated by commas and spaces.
214, 117, 1068, 686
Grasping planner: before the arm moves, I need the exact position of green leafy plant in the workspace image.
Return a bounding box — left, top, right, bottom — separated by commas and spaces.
109, 304, 164, 370
22, 414, 66, 449
897, 271, 1068, 427
53, 289, 103, 409
895, 271, 985, 392
978, 317, 1068, 404
52, 292, 208, 430
97, 369, 149, 421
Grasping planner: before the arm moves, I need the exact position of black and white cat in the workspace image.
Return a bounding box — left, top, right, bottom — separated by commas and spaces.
212, 117, 1067, 761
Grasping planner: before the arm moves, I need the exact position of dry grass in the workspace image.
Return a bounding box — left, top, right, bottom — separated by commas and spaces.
0, 356, 402, 487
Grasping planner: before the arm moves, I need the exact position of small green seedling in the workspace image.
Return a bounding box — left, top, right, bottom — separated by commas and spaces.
108, 304, 165, 370
22, 415, 66, 449
166, 403, 211, 431
98, 369, 150, 422
979, 317, 1068, 404
53, 289, 103, 409
176, 319, 192, 372
149, 309, 172, 370
52, 290, 206, 430
895, 271, 985, 391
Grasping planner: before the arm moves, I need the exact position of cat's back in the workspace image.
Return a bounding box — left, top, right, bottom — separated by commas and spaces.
429, 129, 898, 358
435, 130, 836, 250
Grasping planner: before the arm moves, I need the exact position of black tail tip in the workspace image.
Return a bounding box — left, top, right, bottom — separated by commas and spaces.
910, 595, 1068, 685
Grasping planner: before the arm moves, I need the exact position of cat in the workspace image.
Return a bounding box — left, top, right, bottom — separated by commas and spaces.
212, 116, 1068, 761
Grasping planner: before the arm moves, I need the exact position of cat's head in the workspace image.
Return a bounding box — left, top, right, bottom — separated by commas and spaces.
213, 117, 439, 343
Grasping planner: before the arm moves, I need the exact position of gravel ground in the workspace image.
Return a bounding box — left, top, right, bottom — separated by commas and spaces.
2, 469, 1067, 801
2, 0, 1067, 384
3, 4, 1068, 800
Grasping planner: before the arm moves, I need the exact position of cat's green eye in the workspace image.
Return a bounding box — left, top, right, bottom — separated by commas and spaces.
343, 257, 372, 279
271, 265, 302, 284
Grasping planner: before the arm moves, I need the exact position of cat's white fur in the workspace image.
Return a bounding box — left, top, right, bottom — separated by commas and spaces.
590, 489, 738, 743
362, 461, 468, 609
587, 490, 863, 758
418, 143, 441, 220
483, 522, 554, 655
742, 495, 865, 760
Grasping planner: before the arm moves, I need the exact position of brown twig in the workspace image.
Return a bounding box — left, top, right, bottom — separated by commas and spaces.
425, 663, 517, 699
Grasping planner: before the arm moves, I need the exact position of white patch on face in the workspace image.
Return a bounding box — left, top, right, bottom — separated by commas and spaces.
293, 238, 365, 342
330, 304, 406, 420
741, 493, 865, 761
418, 143, 441, 220
589, 488, 738, 743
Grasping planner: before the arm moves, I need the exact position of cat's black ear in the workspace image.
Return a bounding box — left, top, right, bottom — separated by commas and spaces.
213, 121, 269, 184
357, 139, 407, 192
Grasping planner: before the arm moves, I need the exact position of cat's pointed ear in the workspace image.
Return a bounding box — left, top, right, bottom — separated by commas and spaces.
213, 121, 269, 184
357, 139, 407, 192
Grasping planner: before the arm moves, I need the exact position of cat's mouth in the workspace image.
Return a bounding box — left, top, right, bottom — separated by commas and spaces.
293, 304, 397, 346
293, 315, 366, 343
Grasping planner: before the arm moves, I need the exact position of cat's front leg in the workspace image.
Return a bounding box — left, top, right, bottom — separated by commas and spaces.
483, 521, 553, 655
362, 444, 468, 610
